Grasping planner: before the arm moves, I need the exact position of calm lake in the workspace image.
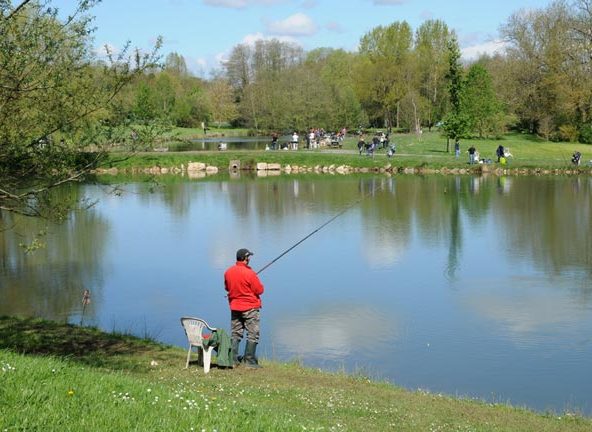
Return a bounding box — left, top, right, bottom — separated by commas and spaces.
172, 136, 277, 151
1, 174, 591, 415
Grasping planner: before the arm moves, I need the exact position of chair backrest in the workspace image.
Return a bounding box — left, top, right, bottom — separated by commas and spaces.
180, 317, 215, 346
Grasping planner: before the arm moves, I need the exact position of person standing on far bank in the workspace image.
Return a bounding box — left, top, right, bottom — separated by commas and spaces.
224, 248, 264, 368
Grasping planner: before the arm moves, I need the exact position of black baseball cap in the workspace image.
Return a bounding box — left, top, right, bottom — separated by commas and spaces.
236, 248, 254, 261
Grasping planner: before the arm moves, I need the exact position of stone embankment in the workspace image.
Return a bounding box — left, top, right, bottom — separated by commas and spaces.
93, 160, 592, 176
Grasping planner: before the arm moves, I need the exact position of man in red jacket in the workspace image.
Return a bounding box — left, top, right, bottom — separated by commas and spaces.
224, 248, 264, 368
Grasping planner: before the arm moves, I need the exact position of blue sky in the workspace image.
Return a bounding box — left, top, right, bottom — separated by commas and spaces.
53, 0, 553, 77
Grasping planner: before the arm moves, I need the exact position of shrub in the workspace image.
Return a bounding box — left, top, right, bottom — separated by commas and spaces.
558, 124, 579, 142
579, 124, 592, 144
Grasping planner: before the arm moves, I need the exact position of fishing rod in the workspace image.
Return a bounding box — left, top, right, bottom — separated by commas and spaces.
256, 179, 383, 275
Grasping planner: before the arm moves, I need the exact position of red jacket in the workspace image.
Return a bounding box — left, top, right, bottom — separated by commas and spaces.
224, 261, 264, 311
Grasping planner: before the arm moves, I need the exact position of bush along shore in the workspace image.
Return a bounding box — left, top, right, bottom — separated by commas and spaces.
98, 152, 592, 178
1, 316, 591, 431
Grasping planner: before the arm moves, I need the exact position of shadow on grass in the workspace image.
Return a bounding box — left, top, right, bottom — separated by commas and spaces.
0, 316, 177, 371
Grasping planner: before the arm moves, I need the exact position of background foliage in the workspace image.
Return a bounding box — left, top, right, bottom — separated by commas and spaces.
1, 0, 591, 218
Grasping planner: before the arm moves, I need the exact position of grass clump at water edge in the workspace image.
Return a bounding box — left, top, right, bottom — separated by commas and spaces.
0, 316, 590, 431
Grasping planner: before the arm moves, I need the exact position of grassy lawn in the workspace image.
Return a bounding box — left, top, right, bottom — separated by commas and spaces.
106, 130, 592, 173
1, 316, 590, 431
379, 131, 588, 167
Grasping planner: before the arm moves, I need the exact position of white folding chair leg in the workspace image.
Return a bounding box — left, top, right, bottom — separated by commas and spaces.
203, 346, 213, 374
185, 345, 192, 368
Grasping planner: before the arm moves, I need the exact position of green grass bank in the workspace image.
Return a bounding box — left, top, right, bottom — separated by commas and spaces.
1, 316, 590, 431
102, 131, 592, 176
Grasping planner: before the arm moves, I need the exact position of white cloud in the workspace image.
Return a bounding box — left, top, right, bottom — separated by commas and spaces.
301, 0, 317, 8
183, 57, 209, 77
196, 58, 207, 67
241, 32, 267, 45
419, 9, 433, 20
373, 0, 405, 5
326, 21, 345, 33
94, 43, 119, 58
267, 12, 317, 36
460, 32, 482, 47
240, 32, 300, 46
203, 0, 248, 8
211, 32, 300, 71
203, 0, 285, 8
214, 51, 228, 65
271, 304, 399, 359
461, 39, 508, 61
461, 286, 587, 342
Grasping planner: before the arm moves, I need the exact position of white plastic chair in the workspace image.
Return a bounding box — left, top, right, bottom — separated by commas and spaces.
180, 317, 217, 373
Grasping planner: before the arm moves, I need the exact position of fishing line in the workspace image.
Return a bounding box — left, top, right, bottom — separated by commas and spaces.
256, 179, 384, 275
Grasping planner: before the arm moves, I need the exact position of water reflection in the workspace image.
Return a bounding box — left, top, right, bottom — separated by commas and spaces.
460, 276, 589, 340
170, 136, 284, 151
271, 304, 399, 360
1, 175, 591, 415
498, 178, 592, 277
0, 186, 108, 321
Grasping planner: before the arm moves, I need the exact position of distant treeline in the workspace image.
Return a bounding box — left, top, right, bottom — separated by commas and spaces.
118, 1, 592, 143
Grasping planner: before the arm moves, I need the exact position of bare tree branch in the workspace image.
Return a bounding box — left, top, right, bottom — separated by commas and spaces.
5, 0, 33, 20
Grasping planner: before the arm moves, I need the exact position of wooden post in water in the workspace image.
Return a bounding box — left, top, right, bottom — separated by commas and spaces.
80, 289, 91, 326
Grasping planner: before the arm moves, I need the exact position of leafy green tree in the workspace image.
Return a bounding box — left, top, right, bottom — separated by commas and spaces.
133, 82, 158, 120
224, 39, 305, 130
164, 52, 188, 76
463, 64, 503, 137
206, 78, 238, 128
0, 0, 160, 218
313, 49, 366, 129
357, 21, 413, 128
500, 2, 587, 139
441, 37, 469, 151
415, 20, 452, 130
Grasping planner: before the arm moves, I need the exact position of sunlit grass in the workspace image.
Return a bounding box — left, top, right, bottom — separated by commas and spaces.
1, 316, 590, 431
107, 130, 592, 173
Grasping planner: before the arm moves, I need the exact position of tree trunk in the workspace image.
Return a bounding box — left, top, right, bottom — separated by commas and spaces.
249, 92, 259, 132
411, 98, 421, 138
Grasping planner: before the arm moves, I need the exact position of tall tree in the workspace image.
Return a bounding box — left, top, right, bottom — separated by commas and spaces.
314, 48, 367, 129
206, 78, 238, 128
415, 20, 452, 131
223, 39, 304, 129
441, 37, 468, 151
500, 2, 577, 138
463, 63, 503, 137
571, 0, 592, 135
357, 21, 413, 128
164, 52, 188, 76
0, 0, 161, 218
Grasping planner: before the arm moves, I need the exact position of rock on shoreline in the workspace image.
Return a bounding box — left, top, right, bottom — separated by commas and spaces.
92, 162, 592, 177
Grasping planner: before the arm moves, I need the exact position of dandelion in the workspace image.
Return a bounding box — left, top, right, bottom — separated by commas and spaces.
1, 362, 15, 372
67, 389, 75, 397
